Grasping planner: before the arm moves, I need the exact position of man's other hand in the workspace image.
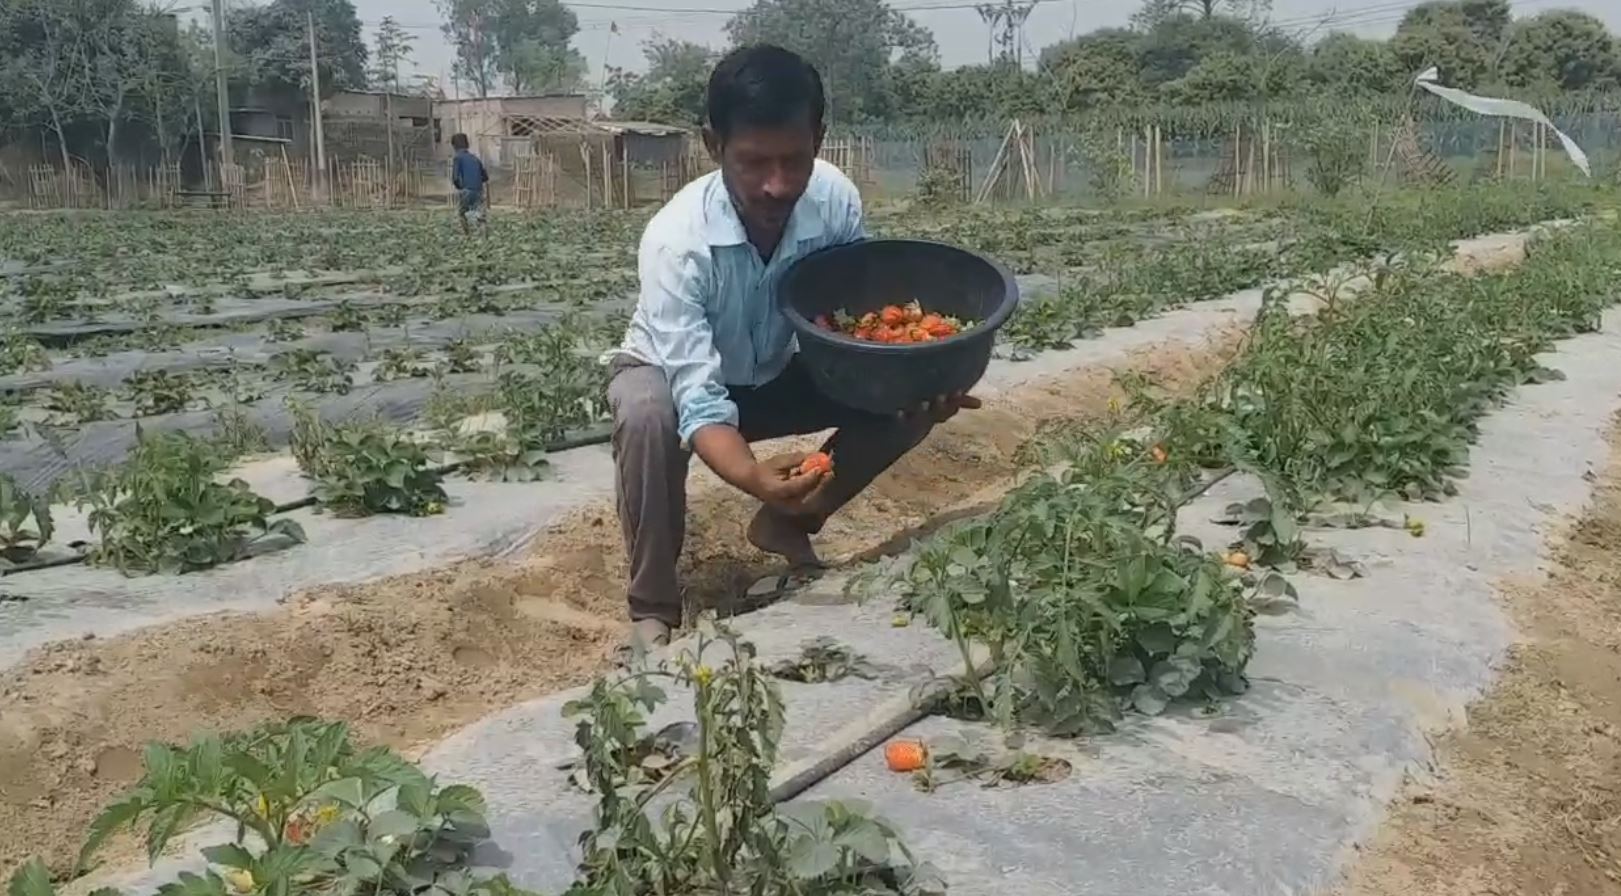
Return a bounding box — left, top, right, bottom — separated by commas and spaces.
749, 452, 829, 513
903, 393, 982, 425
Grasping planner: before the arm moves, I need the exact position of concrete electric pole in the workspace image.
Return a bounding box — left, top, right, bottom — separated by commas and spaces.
210, 0, 232, 178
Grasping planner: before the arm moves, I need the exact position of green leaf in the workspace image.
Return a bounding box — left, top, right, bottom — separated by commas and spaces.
79, 795, 147, 871
1135, 623, 1177, 657
786, 839, 841, 881
1106, 655, 1146, 686
834, 823, 893, 865
1130, 684, 1170, 716
145, 803, 194, 864
777, 801, 830, 838
7, 859, 56, 896
367, 809, 422, 843
151, 871, 226, 896
200, 844, 254, 869
311, 777, 368, 809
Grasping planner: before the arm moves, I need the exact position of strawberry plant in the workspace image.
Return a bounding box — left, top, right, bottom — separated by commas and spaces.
274, 349, 356, 395
375, 346, 434, 381
308, 426, 446, 517
0, 474, 52, 563
874, 425, 1257, 735
439, 338, 483, 374
1201, 223, 1621, 508
445, 428, 550, 483
43, 382, 113, 423
769, 637, 879, 683
266, 317, 306, 342
7, 719, 529, 896
326, 300, 366, 332
0, 329, 49, 374
73, 430, 304, 575
124, 369, 200, 416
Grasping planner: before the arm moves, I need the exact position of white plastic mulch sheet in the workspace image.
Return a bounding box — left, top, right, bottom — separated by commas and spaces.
1414, 66, 1592, 177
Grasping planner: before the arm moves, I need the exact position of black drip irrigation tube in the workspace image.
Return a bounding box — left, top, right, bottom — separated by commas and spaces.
0, 425, 615, 579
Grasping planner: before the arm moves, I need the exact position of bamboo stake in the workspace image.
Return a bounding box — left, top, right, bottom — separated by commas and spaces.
1495, 120, 1506, 179
1155, 125, 1164, 196
1243, 125, 1255, 197
1508, 123, 1517, 180
1129, 132, 1139, 193
1537, 122, 1546, 180
1232, 122, 1242, 199
975, 121, 1015, 204
1261, 120, 1270, 193
1143, 127, 1152, 198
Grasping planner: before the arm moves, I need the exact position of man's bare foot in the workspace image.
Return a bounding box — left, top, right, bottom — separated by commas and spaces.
630, 617, 672, 646
617, 617, 672, 666
747, 506, 823, 568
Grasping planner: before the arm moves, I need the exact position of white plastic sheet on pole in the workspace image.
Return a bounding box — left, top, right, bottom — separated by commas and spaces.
1414, 66, 1592, 177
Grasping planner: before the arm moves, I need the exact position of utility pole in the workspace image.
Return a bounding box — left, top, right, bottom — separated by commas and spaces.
308, 10, 327, 199
976, 0, 1037, 67
210, 0, 232, 182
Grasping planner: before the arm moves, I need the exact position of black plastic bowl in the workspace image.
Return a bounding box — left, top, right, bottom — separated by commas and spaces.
780, 239, 1019, 415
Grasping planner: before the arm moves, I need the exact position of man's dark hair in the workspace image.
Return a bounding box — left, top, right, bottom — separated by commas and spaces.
450, 133, 470, 151
706, 45, 825, 140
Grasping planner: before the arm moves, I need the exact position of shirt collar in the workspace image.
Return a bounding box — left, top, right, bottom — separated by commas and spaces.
703, 174, 824, 250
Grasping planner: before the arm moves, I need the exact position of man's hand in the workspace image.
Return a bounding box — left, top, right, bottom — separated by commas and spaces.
903, 393, 982, 425
749, 452, 830, 514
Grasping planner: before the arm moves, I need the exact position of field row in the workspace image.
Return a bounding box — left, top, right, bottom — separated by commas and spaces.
0, 184, 1606, 582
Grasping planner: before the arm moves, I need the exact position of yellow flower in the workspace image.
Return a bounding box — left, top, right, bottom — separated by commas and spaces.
314, 803, 342, 826
255, 794, 271, 818
890, 613, 911, 628
1405, 517, 1426, 538
1107, 398, 1121, 413
223, 869, 255, 894
693, 665, 713, 687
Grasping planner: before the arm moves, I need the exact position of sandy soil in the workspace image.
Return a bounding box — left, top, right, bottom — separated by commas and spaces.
1339, 415, 1621, 896
0, 336, 1238, 879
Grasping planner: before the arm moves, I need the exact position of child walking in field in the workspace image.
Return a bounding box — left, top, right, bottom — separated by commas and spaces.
450, 133, 488, 235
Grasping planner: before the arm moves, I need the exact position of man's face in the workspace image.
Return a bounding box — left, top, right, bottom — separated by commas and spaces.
706, 117, 822, 238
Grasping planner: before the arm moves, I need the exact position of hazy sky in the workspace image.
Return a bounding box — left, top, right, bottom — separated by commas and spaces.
226, 0, 1621, 95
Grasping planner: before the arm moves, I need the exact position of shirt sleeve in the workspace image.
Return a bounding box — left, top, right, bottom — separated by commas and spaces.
636, 239, 737, 445
832, 169, 868, 243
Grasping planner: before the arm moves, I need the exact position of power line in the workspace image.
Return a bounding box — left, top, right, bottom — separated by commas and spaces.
1267, 0, 1554, 32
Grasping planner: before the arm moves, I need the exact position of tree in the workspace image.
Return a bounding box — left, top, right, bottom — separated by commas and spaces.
439, 0, 498, 97
0, 0, 94, 170
608, 37, 715, 125
909, 62, 1049, 121
1389, 1, 1504, 88
493, 0, 583, 93
368, 16, 415, 91
228, 0, 368, 100
438, 0, 582, 97
1307, 32, 1403, 94
1162, 50, 1288, 102
1134, 13, 1257, 87
1132, 0, 1270, 28
1041, 29, 1145, 111
1499, 10, 1619, 91
505, 37, 586, 93
725, 0, 936, 122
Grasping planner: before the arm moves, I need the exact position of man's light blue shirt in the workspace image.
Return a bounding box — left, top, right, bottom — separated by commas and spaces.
615, 159, 866, 444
